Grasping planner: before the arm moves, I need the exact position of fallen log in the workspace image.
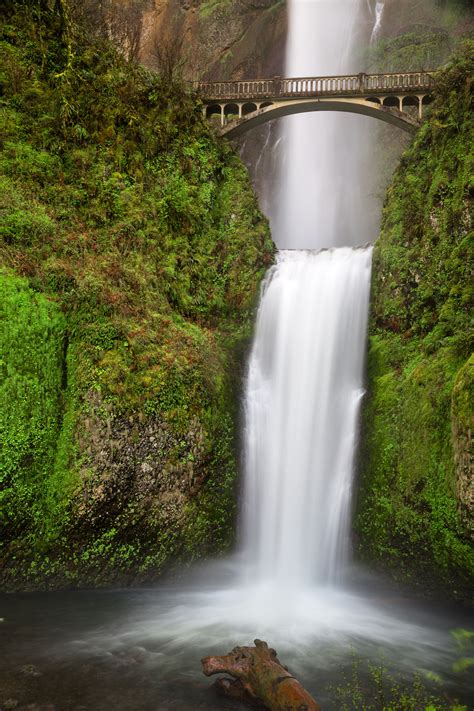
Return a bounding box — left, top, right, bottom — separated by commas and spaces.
201, 639, 321, 710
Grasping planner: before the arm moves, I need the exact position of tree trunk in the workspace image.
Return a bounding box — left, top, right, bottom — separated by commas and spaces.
202, 639, 321, 711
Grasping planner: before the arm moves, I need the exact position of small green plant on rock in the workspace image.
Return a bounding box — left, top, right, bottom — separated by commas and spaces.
330, 653, 468, 711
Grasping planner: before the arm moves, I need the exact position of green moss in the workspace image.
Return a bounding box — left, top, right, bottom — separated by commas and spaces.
0, 271, 70, 541
0, 1, 273, 590
356, 43, 474, 595
368, 27, 453, 72
199, 0, 233, 20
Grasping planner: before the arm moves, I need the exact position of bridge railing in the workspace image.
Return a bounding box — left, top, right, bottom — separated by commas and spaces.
195, 71, 436, 101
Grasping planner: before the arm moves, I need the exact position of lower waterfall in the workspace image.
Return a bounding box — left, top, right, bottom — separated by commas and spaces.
242, 248, 372, 587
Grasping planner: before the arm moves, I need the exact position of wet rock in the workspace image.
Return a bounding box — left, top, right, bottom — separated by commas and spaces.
3, 700, 19, 711
19, 665, 41, 677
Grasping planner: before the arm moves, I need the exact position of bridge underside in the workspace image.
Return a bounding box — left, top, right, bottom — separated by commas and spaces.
205, 97, 428, 137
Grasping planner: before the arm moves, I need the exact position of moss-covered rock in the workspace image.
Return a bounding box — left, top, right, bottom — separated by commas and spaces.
363, 0, 473, 217
356, 42, 473, 597
0, 1, 274, 590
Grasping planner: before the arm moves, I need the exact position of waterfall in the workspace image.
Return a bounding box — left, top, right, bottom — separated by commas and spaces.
242, 248, 372, 586
241, 0, 375, 590
71, 1, 456, 679
272, 0, 377, 250
371, 2, 385, 44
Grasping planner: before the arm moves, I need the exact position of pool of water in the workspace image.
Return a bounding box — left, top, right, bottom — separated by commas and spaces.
1, 563, 472, 711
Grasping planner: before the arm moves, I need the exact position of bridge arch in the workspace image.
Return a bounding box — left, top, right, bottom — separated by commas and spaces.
206, 104, 222, 120
402, 94, 422, 119
382, 95, 401, 109
221, 98, 421, 138
402, 95, 419, 107
224, 103, 240, 119
242, 101, 258, 116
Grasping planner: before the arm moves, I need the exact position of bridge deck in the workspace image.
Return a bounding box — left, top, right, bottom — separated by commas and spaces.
196, 71, 436, 102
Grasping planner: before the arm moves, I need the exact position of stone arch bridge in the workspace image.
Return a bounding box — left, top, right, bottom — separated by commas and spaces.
196, 71, 436, 136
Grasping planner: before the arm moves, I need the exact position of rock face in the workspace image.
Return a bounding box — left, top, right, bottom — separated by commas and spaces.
149, 0, 286, 79
364, 0, 474, 209
377, 0, 474, 41
356, 43, 474, 596
90, 0, 287, 79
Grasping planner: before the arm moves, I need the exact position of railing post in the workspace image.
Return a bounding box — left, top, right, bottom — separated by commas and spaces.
357, 72, 367, 93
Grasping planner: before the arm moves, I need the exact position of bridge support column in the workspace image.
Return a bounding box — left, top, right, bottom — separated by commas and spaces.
398, 96, 403, 111
417, 95, 423, 120
238, 104, 243, 119
220, 104, 225, 127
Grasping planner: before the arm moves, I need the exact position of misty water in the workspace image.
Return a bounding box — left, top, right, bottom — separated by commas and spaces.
1, 577, 473, 710
2, 1, 472, 710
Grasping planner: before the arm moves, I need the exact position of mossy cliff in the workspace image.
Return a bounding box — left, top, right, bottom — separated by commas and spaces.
0, 1, 273, 590
363, 0, 473, 217
356, 43, 473, 596
371, 0, 473, 71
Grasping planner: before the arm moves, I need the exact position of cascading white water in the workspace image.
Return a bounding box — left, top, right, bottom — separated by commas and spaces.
371, 2, 385, 44
241, 0, 375, 589
242, 248, 372, 586
272, 0, 377, 250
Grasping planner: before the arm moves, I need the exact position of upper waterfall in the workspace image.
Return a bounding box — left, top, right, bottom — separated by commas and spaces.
371, 2, 385, 44
271, 0, 378, 249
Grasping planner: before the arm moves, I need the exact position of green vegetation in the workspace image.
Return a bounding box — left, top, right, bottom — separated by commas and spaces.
0, 273, 67, 540
356, 42, 474, 595
368, 28, 453, 72
331, 652, 468, 710
0, 0, 273, 589
364, 0, 473, 200
199, 0, 282, 21
366, 0, 473, 74
330, 627, 474, 709
199, 0, 233, 20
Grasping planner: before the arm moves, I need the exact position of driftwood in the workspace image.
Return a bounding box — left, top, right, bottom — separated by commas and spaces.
201, 639, 321, 710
